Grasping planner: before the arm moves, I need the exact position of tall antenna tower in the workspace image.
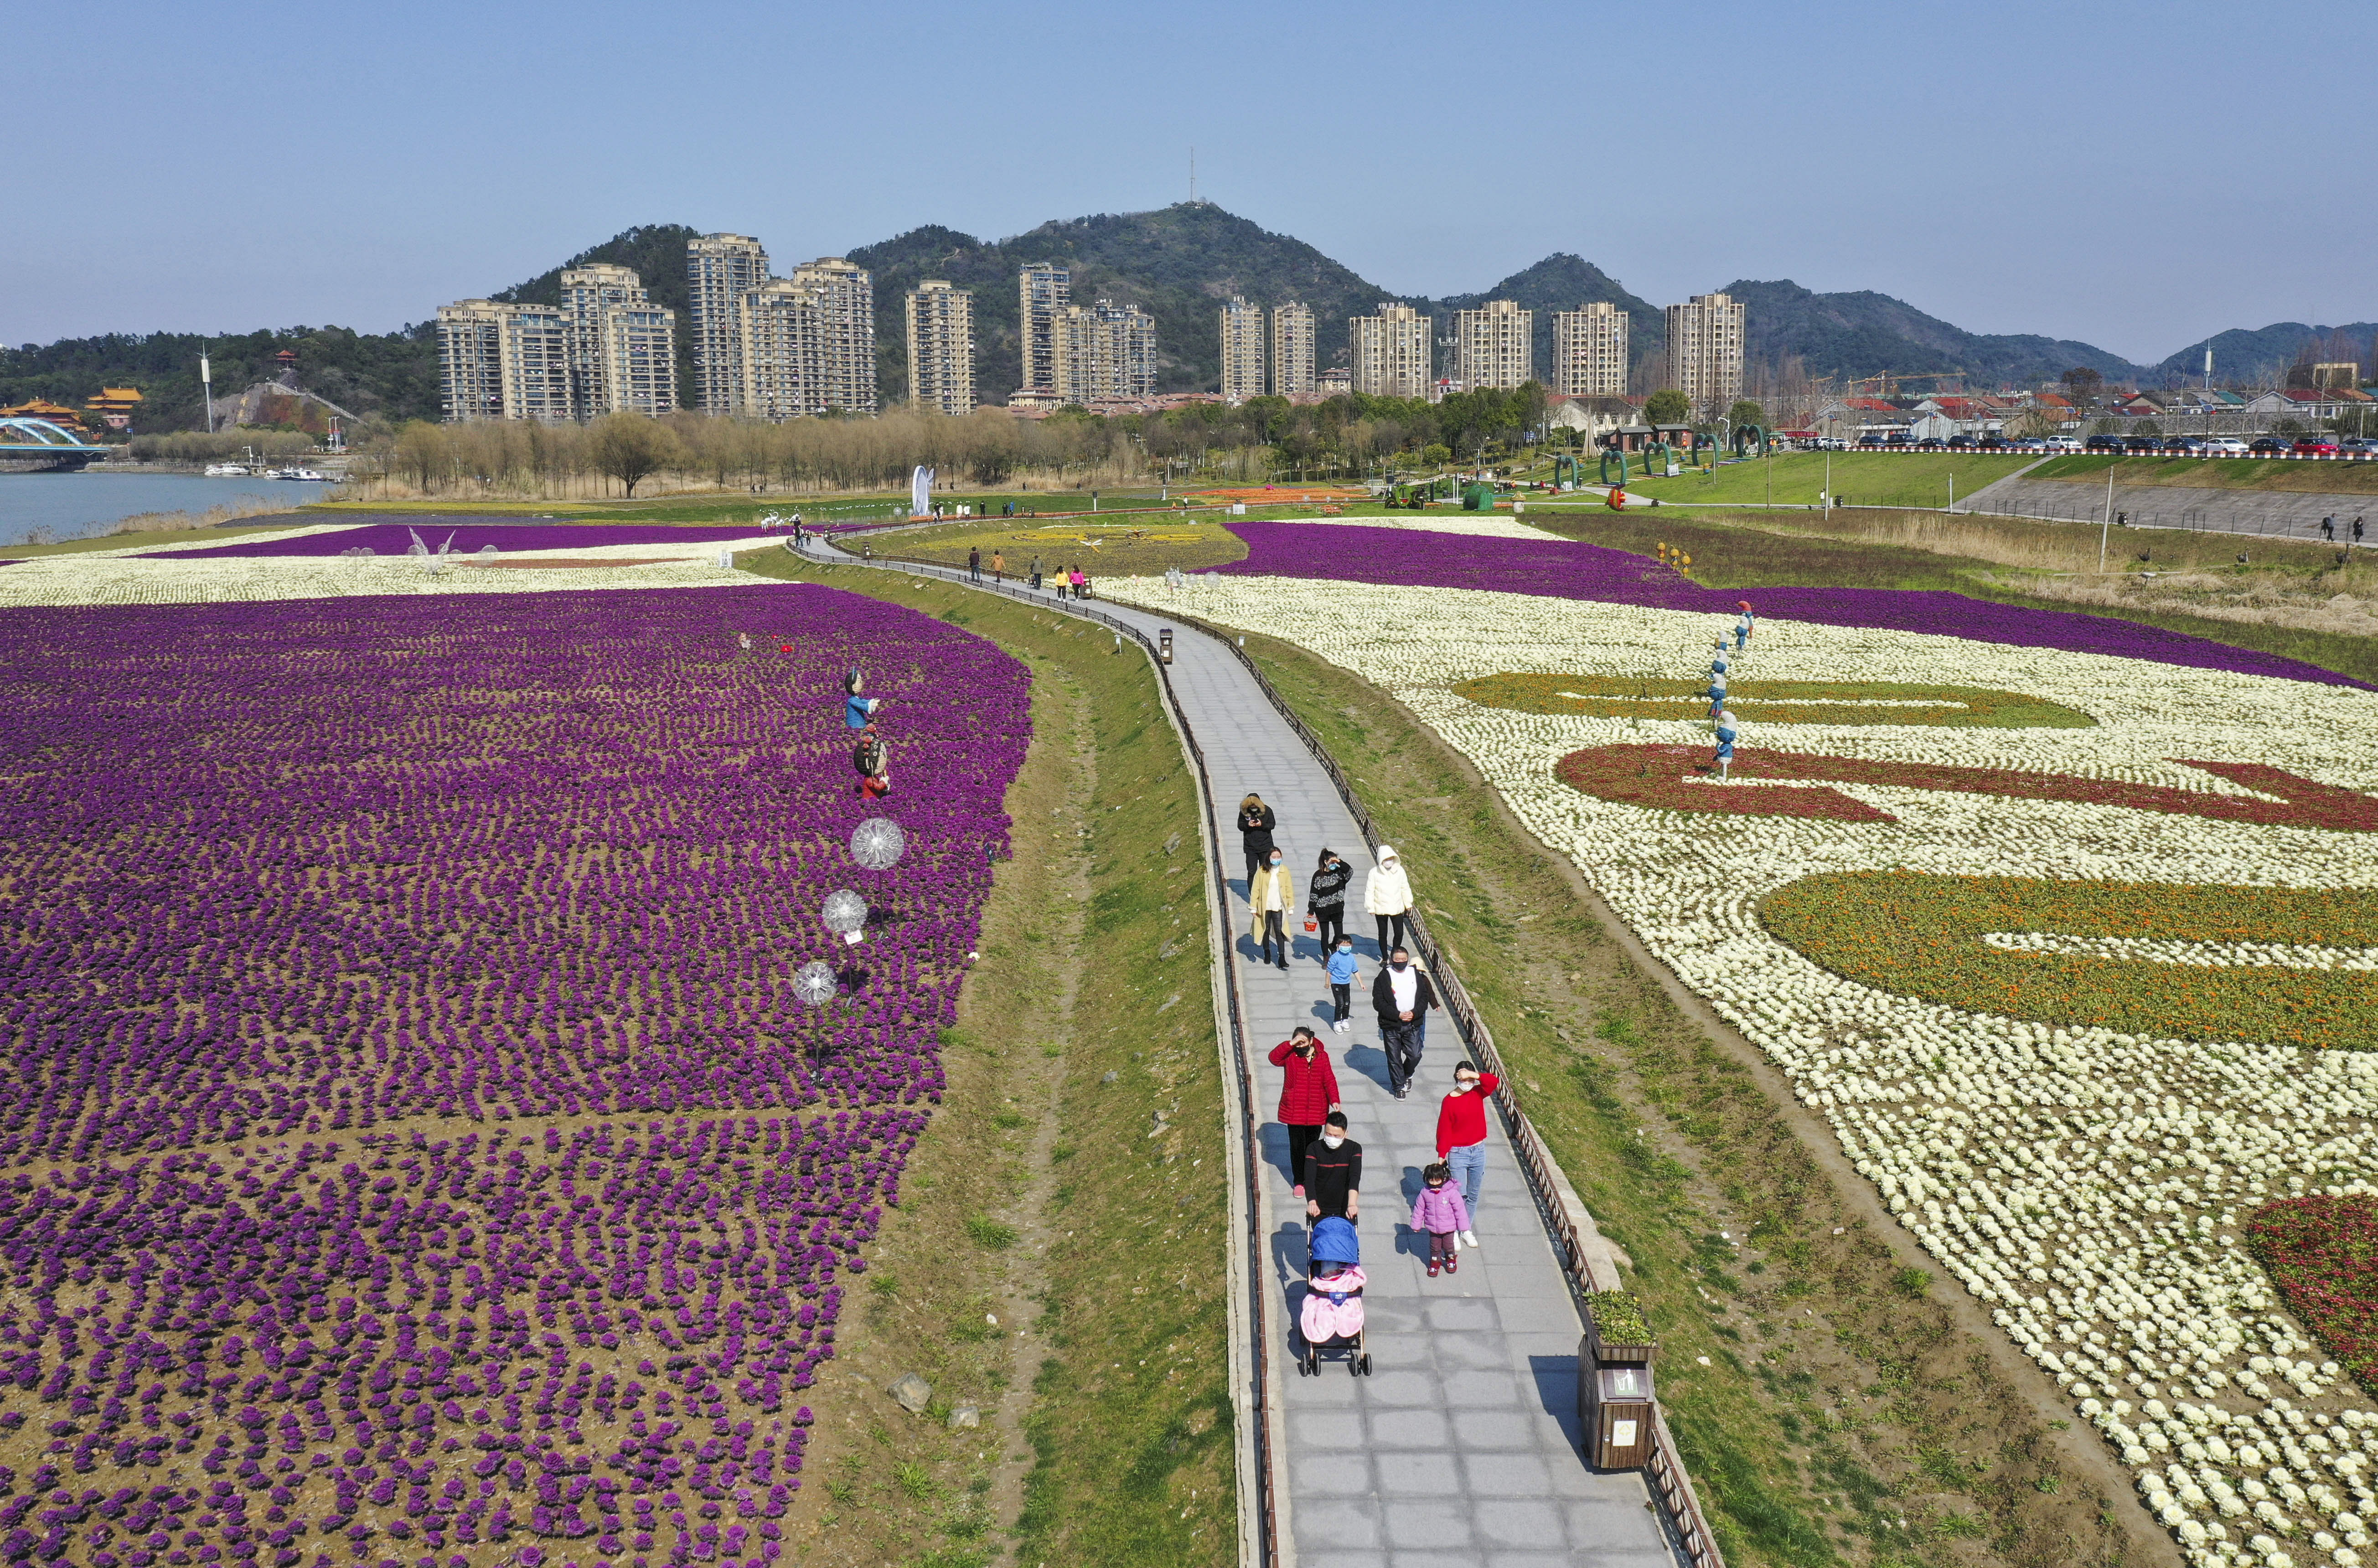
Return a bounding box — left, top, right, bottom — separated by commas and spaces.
1189, 146, 1197, 203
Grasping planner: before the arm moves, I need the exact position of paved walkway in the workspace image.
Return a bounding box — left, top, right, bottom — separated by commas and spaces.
812, 543, 1676, 1567
1953, 474, 2378, 544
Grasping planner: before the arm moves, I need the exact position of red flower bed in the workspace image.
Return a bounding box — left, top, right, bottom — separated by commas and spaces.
2246, 1197, 2378, 1396
1555, 744, 2378, 832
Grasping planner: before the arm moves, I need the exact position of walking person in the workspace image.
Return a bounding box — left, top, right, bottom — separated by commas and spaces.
1268, 1027, 1341, 1187
2324, 517, 2337, 543
1325, 933, 1360, 1033
1363, 844, 1414, 959
1250, 848, 1294, 970
1308, 847, 1353, 953
1029, 552, 1043, 588
843, 669, 884, 730
1236, 794, 1278, 890
1070, 564, 1090, 600
1372, 944, 1437, 1099
990, 549, 1005, 583
1411, 1161, 1471, 1278
1435, 1060, 1499, 1247
2355, 517, 2366, 548
1301, 1111, 1360, 1222
967, 546, 982, 583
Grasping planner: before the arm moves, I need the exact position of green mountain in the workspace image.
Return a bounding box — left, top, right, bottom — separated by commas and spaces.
1716, 279, 2142, 388
851, 203, 1417, 401
2144, 321, 2378, 386
16, 203, 2346, 429
1433, 253, 1664, 385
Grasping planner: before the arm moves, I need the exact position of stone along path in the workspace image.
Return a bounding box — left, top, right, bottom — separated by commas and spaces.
813, 543, 1678, 1567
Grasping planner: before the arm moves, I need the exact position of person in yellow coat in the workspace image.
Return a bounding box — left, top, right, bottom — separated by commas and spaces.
1249, 849, 1296, 971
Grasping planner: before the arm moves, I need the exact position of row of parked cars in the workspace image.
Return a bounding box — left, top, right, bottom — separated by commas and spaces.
1852, 433, 2367, 457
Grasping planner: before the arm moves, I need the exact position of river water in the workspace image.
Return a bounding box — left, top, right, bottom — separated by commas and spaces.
0, 471, 339, 544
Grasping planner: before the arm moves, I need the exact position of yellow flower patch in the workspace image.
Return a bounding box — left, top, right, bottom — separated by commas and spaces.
1452, 673, 2095, 728
1762, 872, 2378, 1052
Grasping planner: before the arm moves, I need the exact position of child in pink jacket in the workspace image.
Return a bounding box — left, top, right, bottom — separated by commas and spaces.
1410, 1160, 1471, 1277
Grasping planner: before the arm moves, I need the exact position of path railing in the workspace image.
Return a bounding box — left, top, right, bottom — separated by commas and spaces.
832, 545, 1726, 1568
808, 543, 1284, 1567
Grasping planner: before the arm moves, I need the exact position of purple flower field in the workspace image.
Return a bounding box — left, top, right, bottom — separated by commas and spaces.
1211, 521, 2367, 689
0, 584, 1028, 1568
150, 526, 779, 560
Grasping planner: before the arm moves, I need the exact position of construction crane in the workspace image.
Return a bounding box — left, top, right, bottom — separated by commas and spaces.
1845, 369, 1968, 397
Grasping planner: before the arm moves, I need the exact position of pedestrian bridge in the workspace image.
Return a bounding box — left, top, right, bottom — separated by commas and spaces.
0, 418, 112, 473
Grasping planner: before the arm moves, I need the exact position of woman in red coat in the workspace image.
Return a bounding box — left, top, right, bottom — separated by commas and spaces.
1268, 1026, 1342, 1186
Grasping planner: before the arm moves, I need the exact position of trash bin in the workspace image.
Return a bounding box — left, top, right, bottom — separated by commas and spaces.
1158, 629, 1174, 665
1578, 1292, 1658, 1470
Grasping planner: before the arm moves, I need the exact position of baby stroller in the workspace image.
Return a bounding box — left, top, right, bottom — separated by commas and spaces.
1299, 1215, 1370, 1376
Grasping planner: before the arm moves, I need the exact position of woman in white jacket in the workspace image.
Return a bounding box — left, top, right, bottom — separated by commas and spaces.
1363, 844, 1414, 959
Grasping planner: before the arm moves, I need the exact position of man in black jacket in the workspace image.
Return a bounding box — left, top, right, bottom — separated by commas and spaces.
1373, 946, 1438, 1099
1301, 1111, 1360, 1222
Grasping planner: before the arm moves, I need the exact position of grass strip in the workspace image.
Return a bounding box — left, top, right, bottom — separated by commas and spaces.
740, 551, 1237, 1568
1235, 625, 2153, 1568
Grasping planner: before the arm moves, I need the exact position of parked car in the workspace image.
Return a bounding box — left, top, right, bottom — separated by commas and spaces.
1915, 437, 1946, 450
1946, 434, 1974, 449
2122, 436, 2163, 454
2293, 436, 2341, 456
2162, 436, 2206, 454
2203, 438, 2250, 455
2044, 436, 2083, 453
2336, 438, 2377, 459
2084, 434, 2126, 453
1976, 436, 2007, 450
1857, 434, 1887, 448
2249, 437, 2292, 454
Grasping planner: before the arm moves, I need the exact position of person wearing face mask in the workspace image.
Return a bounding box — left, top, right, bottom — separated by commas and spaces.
1302, 1110, 1361, 1223
1434, 1059, 1500, 1246
1371, 944, 1438, 1098
1307, 848, 1353, 954
1363, 844, 1414, 959
1249, 848, 1295, 970
1410, 1160, 1471, 1279
1324, 934, 1361, 1033
1267, 1026, 1342, 1187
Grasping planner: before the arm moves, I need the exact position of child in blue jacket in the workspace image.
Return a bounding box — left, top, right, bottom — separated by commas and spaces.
1325, 935, 1360, 1034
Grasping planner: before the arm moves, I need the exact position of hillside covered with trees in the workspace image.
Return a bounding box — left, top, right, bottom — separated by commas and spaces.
24, 201, 2352, 433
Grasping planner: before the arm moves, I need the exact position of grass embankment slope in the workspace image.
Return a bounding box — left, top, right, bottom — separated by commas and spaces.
737, 552, 1237, 1568
1234, 630, 2151, 1568
1554, 453, 2035, 510
2027, 455, 2378, 494
1537, 509, 2378, 685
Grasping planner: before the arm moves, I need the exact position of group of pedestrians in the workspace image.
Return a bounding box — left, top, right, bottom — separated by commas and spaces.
1248, 793, 1497, 1277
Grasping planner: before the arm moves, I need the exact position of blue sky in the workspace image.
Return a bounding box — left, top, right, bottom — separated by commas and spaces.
9, 0, 2373, 364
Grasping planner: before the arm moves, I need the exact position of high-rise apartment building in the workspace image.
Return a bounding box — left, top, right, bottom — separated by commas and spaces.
436, 300, 574, 423
688, 233, 770, 413
1018, 263, 1070, 399
906, 281, 975, 415
1453, 299, 1533, 391
1219, 296, 1264, 402
736, 279, 826, 423
559, 265, 677, 417
1552, 303, 1629, 397
1666, 292, 1747, 411
1270, 303, 1315, 397
1350, 303, 1432, 399
789, 257, 876, 413
1052, 299, 1157, 404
